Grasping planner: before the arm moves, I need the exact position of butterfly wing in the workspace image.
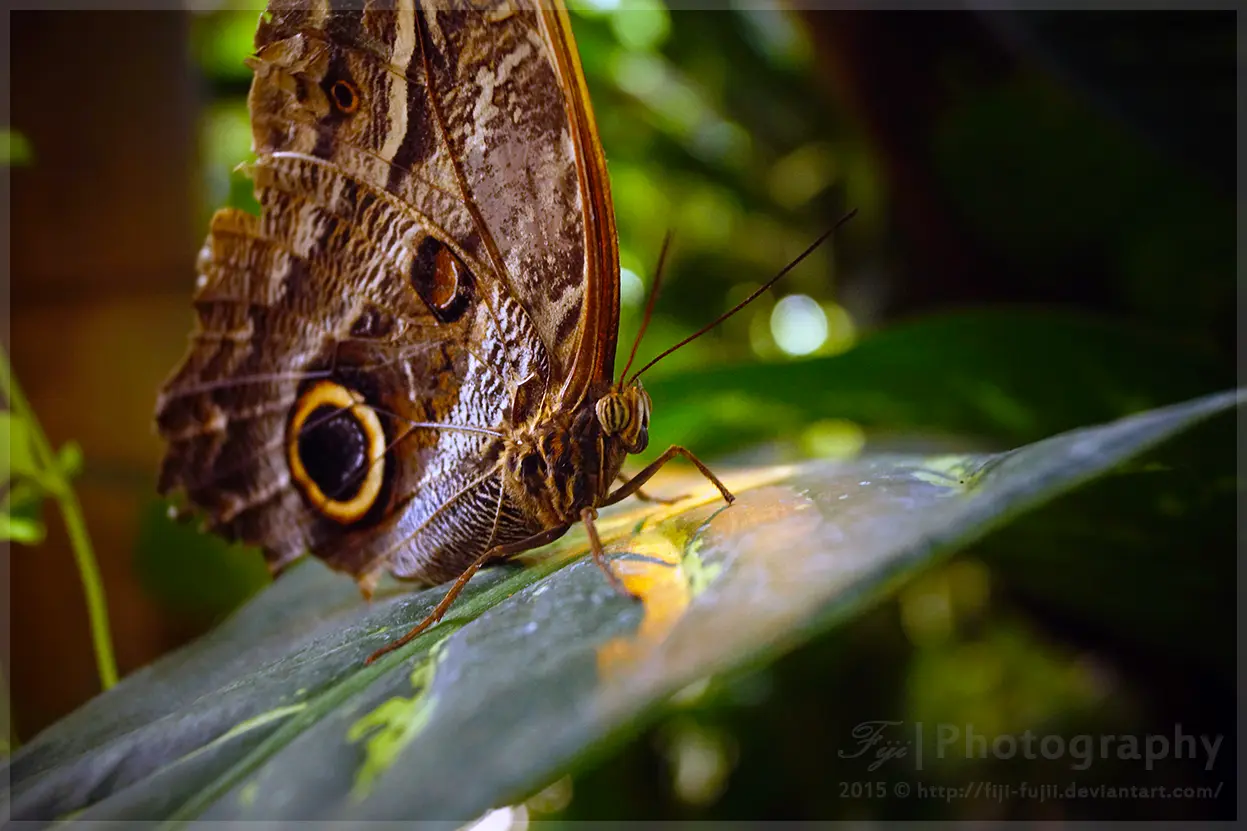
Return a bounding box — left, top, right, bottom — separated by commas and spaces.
251, 0, 620, 401
155, 0, 618, 586
412, 1, 621, 404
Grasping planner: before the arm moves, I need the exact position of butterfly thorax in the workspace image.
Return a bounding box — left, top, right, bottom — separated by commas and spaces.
502, 381, 651, 527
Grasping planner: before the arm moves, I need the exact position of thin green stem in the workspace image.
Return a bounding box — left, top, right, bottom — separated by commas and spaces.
0, 348, 118, 690
54, 486, 118, 689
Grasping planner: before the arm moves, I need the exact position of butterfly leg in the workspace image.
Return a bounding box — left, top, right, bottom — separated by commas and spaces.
615, 472, 687, 505
581, 506, 636, 600
364, 523, 570, 665
602, 445, 734, 509
355, 569, 382, 602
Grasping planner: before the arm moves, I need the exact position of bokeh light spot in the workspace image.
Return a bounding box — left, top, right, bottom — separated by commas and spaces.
619, 267, 645, 308
823, 302, 857, 355
768, 142, 840, 208
663, 722, 737, 806
770, 294, 827, 356
610, 0, 670, 52
800, 418, 865, 459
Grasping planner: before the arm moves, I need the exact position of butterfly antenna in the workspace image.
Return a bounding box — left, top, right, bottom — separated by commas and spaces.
627, 209, 858, 384
617, 229, 674, 384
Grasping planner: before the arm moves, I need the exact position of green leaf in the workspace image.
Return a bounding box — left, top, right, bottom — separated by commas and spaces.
0, 129, 33, 166
0, 411, 41, 483
0, 511, 45, 545
1, 413, 49, 546
642, 309, 1231, 461
978, 406, 1237, 679
192, 10, 262, 83
53, 441, 83, 481
133, 499, 271, 624
2, 390, 1237, 823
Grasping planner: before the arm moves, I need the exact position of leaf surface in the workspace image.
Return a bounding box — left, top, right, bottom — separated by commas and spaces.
3, 390, 1238, 824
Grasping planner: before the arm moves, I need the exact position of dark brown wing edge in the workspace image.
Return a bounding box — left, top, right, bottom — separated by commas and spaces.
537, 0, 621, 407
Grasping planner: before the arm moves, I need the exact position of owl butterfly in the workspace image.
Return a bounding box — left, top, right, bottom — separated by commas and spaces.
156, 0, 849, 663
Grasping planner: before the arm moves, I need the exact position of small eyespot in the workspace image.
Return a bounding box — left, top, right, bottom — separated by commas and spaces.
331, 80, 360, 113
410, 236, 473, 324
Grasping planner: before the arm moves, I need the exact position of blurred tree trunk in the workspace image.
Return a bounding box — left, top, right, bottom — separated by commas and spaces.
800, 9, 1233, 355
800, 11, 1016, 316
8, 11, 202, 739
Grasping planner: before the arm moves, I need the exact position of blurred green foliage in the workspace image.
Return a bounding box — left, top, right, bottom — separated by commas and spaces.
0, 129, 33, 167
1, 351, 116, 693
133, 499, 272, 626
118, 5, 1238, 822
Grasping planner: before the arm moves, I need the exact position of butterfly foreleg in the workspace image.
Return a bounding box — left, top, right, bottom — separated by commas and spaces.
355, 568, 383, 602
580, 506, 636, 601
614, 472, 686, 505
364, 523, 571, 665
602, 445, 734, 509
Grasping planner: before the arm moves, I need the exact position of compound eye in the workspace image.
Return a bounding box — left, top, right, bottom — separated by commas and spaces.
632, 425, 649, 454
594, 394, 629, 436
287, 380, 386, 524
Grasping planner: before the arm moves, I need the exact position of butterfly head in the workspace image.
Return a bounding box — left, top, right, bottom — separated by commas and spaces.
595, 381, 652, 455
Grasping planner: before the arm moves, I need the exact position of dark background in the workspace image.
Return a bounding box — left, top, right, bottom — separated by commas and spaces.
4, 5, 1236, 821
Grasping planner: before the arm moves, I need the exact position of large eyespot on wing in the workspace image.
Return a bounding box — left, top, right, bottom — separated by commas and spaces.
287, 379, 388, 524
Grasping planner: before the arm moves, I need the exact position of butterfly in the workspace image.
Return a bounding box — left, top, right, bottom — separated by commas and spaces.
155, 0, 849, 663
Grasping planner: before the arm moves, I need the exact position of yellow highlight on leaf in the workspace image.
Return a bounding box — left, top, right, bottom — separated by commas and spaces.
597, 536, 689, 679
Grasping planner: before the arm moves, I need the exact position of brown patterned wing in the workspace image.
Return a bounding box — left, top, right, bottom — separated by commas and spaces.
249, 0, 619, 399
155, 0, 616, 586
414, 0, 621, 404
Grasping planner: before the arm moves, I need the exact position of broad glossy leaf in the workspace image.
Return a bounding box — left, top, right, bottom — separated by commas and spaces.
642, 310, 1230, 461
976, 403, 1237, 680
3, 390, 1238, 823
